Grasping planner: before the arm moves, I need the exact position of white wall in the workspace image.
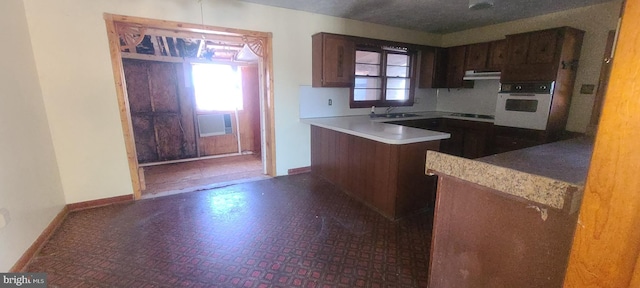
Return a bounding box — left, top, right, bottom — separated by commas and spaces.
441, 1, 622, 132
22, 0, 442, 203
0, 0, 66, 271
298, 86, 438, 118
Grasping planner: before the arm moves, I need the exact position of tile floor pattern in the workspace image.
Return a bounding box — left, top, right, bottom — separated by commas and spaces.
27, 174, 433, 287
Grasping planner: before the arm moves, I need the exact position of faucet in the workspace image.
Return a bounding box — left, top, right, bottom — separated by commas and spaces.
385, 106, 396, 114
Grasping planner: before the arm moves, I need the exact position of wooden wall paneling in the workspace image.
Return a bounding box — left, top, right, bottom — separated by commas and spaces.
175, 63, 197, 158
372, 142, 393, 218
548, 28, 584, 138
336, 132, 350, 189
564, 0, 640, 286
428, 174, 578, 288
154, 114, 184, 161
148, 62, 179, 112
104, 14, 142, 198
123, 59, 159, 163
130, 115, 158, 162
395, 141, 440, 217
362, 137, 377, 205
239, 65, 261, 153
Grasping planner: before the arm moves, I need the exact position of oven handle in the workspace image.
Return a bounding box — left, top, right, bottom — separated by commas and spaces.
506, 93, 537, 97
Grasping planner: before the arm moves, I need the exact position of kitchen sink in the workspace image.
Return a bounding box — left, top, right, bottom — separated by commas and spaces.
371, 113, 420, 119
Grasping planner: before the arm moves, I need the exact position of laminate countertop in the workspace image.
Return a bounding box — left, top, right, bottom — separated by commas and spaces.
301, 113, 451, 145
426, 137, 594, 214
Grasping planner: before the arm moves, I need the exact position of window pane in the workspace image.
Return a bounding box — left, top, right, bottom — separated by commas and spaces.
354, 89, 381, 101
387, 54, 409, 66
356, 50, 381, 64
387, 78, 410, 89
192, 63, 243, 111
386, 89, 410, 100
386, 65, 409, 77
356, 64, 380, 76
355, 77, 382, 89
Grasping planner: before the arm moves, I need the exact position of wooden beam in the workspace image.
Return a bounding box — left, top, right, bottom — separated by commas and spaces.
563, 0, 640, 287
121, 52, 183, 63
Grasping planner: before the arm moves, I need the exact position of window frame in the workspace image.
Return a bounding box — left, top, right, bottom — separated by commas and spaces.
350, 45, 418, 108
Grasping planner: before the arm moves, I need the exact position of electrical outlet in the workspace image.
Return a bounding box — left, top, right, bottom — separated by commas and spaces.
0, 208, 9, 229
328, 99, 333, 106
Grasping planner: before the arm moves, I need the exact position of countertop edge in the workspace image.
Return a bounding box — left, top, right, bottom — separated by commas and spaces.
301, 116, 451, 145
425, 150, 583, 211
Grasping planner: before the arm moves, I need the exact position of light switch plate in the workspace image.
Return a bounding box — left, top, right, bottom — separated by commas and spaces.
580, 84, 595, 94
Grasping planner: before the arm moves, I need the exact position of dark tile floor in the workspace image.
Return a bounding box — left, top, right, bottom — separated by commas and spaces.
27, 173, 433, 287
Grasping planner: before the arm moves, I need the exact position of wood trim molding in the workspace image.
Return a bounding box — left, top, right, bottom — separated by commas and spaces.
287, 166, 311, 175
10, 195, 135, 272
67, 195, 134, 212
104, 14, 143, 199
563, 0, 640, 286
9, 206, 69, 272
103, 13, 277, 199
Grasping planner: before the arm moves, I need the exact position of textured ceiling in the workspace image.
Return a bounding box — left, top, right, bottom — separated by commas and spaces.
236, 0, 615, 34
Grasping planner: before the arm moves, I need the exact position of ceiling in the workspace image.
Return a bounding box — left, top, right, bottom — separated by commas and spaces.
236, 0, 615, 34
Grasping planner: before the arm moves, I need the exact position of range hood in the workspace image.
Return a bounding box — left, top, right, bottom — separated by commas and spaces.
463, 70, 501, 80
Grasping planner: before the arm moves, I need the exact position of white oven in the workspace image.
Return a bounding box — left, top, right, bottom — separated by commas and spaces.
494, 82, 554, 130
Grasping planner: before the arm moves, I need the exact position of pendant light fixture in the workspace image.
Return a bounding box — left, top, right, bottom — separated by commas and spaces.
469, 0, 494, 10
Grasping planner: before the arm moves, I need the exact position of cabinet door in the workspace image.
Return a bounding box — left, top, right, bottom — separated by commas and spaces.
486, 40, 507, 71
465, 42, 489, 71
505, 33, 530, 65
419, 47, 437, 88
445, 45, 467, 88
312, 33, 355, 87
527, 29, 560, 64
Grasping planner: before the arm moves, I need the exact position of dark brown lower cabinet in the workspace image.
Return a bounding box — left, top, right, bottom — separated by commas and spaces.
310, 126, 440, 219
428, 174, 578, 287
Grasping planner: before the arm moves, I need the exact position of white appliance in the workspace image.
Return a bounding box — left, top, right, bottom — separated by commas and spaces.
463, 70, 501, 80
494, 82, 554, 130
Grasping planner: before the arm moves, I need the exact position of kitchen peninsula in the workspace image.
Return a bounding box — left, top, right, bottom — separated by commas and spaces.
425, 137, 593, 287
303, 115, 450, 219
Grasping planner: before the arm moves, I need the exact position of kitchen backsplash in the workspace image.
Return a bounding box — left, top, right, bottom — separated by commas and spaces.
299, 86, 438, 118
299, 80, 500, 118
436, 80, 501, 116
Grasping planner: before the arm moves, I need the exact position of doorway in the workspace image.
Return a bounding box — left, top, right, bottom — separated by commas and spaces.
104, 14, 276, 199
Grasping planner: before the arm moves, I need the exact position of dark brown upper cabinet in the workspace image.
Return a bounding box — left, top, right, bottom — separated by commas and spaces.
443, 45, 468, 88
418, 46, 442, 88
465, 42, 490, 71
486, 40, 507, 71
421, 45, 467, 89
464, 40, 506, 72
502, 27, 584, 82
312, 33, 355, 87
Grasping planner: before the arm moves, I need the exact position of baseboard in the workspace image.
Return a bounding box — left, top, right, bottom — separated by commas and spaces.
9, 206, 69, 272
10, 194, 134, 272
67, 194, 133, 212
287, 166, 311, 175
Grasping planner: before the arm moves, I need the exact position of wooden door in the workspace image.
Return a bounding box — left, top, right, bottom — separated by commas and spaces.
124, 59, 196, 163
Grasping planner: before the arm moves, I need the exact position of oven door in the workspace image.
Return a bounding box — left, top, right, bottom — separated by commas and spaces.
494, 93, 552, 130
